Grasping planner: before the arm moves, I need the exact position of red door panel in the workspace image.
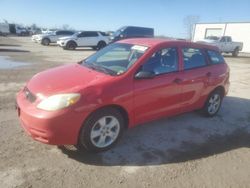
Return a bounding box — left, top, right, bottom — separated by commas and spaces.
133, 72, 183, 125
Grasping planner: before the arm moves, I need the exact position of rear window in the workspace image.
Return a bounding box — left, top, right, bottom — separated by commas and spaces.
207, 50, 225, 64
182, 48, 206, 70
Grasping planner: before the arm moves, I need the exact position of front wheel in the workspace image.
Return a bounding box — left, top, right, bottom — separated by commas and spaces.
202, 90, 223, 117
78, 108, 125, 152
42, 38, 50, 46
66, 41, 76, 50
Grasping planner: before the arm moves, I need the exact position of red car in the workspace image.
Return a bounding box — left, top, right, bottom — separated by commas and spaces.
16, 38, 230, 152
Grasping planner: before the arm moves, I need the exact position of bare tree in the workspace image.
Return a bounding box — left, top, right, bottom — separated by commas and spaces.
183, 15, 200, 40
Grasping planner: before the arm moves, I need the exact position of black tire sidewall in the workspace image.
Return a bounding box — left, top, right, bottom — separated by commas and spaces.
97, 41, 106, 50
233, 48, 239, 57
66, 42, 76, 50
78, 108, 125, 152
42, 38, 50, 46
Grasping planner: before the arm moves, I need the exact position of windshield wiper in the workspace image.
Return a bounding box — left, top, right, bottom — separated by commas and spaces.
83, 63, 116, 76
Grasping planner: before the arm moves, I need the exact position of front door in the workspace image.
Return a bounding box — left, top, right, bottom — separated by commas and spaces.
133, 47, 183, 125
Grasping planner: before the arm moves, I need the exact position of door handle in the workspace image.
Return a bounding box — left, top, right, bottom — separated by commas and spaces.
206, 72, 212, 77
173, 78, 182, 84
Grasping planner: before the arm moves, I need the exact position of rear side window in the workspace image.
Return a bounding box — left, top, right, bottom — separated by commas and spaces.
84, 32, 98, 37
182, 48, 206, 70
207, 50, 225, 64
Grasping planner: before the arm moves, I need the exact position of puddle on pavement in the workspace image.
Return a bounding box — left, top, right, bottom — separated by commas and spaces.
0, 56, 29, 69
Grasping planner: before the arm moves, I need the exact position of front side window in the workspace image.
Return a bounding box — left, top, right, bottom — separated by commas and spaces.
207, 50, 225, 64
56, 31, 63, 35
182, 48, 206, 70
77, 32, 85, 37
82, 43, 148, 75
142, 48, 178, 75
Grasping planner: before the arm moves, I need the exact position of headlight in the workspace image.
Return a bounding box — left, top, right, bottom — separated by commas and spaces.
37, 93, 80, 111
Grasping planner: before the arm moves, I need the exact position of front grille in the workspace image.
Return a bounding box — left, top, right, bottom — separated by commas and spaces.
23, 87, 36, 103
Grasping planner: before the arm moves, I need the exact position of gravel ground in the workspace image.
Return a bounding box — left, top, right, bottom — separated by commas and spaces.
0, 36, 250, 188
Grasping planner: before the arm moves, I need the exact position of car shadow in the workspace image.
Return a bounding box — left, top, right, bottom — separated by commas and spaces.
223, 54, 250, 59
0, 44, 21, 47
73, 48, 95, 51
46, 45, 95, 51
0, 49, 30, 52
59, 96, 250, 166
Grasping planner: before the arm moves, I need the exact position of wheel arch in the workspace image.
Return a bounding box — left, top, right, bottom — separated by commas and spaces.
98, 40, 106, 45
42, 37, 51, 42
66, 40, 77, 46
83, 104, 129, 130
210, 85, 225, 97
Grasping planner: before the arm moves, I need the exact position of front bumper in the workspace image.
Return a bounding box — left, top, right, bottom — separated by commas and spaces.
16, 90, 88, 145
57, 40, 66, 47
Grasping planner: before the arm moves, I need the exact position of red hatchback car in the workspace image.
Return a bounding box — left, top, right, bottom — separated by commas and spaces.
16, 38, 230, 152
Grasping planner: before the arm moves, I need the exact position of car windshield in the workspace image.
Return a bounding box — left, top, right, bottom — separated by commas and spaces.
73, 31, 81, 37
113, 27, 126, 37
82, 43, 149, 76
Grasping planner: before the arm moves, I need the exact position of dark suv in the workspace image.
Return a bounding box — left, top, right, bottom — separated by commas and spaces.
110, 26, 154, 42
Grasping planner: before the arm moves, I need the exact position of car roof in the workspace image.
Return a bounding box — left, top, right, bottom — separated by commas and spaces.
118, 38, 219, 51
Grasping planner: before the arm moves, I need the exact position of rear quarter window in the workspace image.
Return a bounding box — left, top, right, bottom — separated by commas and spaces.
207, 50, 225, 64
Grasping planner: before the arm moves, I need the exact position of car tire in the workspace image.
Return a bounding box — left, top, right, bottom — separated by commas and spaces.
97, 41, 106, 50
42, 38, 50, 46
77, 108, 125, 152
232, 47, 239, 57
66, 41, 76, 50
202, 90, 223, 117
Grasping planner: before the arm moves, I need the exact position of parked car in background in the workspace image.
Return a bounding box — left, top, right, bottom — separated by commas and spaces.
27, 27, 42, 35
16, 25, 29, 36
197, 36, 243, 57
16, 38, 230, 152
41, 28, 58, 34
35, 30, 75, 45
0, 22, 10, 36
110, 26, 154, 42
57, 31, 109, 50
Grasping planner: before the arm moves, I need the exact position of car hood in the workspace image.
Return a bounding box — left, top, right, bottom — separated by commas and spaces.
27, 64, 111, 97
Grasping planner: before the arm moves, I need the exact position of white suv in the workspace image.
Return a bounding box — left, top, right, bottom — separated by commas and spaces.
35, 30, 75, 45
57, 31, 109, 50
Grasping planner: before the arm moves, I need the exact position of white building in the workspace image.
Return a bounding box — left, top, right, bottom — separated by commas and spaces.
192, 22, 250, 53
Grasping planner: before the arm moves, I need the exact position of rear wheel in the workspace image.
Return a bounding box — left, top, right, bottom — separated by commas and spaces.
97, 41, 106, 50
66, 41, 77, 50
232, 47, 239, 57
42, 38, 50, 46
202, 90, 223, 117
77, 108, 125, 152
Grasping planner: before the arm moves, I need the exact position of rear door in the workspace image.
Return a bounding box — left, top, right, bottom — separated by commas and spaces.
77, 32, 99, 46
133, 47, 183, 124
180, 47, 210, 112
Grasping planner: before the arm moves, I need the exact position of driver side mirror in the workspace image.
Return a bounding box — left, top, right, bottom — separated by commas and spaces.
135, 71, 155, 79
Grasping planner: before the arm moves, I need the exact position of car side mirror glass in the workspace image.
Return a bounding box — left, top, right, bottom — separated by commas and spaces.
135, 71, 155, 79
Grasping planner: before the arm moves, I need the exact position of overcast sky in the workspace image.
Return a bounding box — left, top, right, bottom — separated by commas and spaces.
1, 0, 250, 38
